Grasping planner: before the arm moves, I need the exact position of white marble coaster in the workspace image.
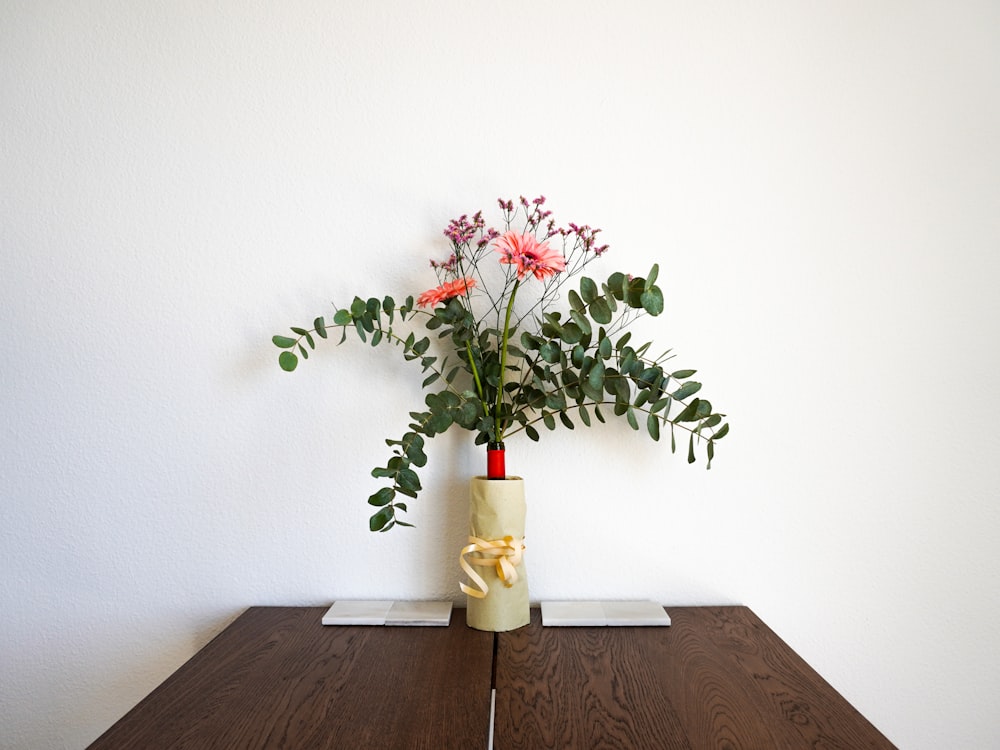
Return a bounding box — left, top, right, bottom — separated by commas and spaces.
385, 600, 452, 626
321, 601, 453, 626
322, 600, 394, 625
541, 600, 671, 627
541, 600, 607, 626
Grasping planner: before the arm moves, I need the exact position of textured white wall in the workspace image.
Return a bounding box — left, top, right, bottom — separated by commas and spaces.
3, 2, 998, 748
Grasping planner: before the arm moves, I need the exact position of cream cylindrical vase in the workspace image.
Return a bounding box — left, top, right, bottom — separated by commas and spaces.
464, 476, 530, 632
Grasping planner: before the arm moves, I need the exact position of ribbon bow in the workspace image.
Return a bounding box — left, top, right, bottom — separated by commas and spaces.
459, 535, 525, 599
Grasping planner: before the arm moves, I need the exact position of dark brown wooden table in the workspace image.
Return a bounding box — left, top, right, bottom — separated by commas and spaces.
88, 605, 895, 749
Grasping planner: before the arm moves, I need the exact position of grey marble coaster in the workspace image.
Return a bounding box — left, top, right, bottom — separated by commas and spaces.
541, 600, 671, 627
321, 600, 453, 626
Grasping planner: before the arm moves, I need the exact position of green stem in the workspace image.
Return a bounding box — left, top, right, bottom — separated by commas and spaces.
495, 279, 520, 440
465, 341, 489, 417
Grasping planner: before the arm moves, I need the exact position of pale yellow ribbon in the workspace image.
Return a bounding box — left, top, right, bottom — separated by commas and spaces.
459, 535, 525, 599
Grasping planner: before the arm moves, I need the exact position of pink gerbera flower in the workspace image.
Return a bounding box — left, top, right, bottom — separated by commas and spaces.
494, 231, 566, 281
417, 277, 477, 308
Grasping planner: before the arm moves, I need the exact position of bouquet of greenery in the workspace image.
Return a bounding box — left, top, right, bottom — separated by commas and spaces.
273, 196, 728, 532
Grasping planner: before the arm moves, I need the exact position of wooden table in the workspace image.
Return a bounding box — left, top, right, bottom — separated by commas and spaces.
88, 606, 895, 749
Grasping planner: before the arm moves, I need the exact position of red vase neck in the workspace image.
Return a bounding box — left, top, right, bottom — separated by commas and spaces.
487, 442, 505, 479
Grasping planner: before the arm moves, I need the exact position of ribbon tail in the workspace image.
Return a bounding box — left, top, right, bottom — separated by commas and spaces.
459, 542, 490, 599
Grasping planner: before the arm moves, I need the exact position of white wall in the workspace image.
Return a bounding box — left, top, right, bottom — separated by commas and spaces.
3, 2, 998, 747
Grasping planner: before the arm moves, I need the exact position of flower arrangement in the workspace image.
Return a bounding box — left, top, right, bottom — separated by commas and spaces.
273, 196, 728, 532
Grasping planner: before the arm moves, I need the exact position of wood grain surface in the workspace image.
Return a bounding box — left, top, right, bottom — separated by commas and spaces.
494, 607, 896, 750
87, 607, 494, 750
89, 606, 895, 749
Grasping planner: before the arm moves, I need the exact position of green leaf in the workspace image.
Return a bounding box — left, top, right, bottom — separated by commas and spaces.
713, 422, 730, 440
539, 341, 560, 364
290, 325, 312, 342
671, 369, 696, 379
579, 405, 591, 427
333, 309, 352, 326
569, 310, 592, 337
314, 318, 328, 338
587, 359, 605, 392
626, 406, 639, 431
688, 433, 696, 464
371, 329, 383, 346
580, 276, 598, 304
673, 398, 702, 422
278, 351, 298, 371
521, 332, 542, 351
525, 424, 540, 441
647, 412, 660, 441
559, 411, 574, 429
707, 440, 715, 469
652, 396, 672, 416
645, 263, 659, 290
568, 289, 586, 312
272, 335, 297, 349
598, 335, 612, 360
422, 372, 440, 388
589, 297, 612, 325
368, 487, 395, 507
370, 506, 394, 532
640, 288, 664, 316
545, 391, 567, 411
607, 272, 627, 300
560, 322, 583, 344
671, 381, 702, 400
637, 367, 662, 389
543, 412, 556, 430
396, 468, 421, 492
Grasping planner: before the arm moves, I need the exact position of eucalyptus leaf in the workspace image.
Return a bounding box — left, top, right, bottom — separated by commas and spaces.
370, 507, 394, 532
647, 412, 660, 441
640, 288, 664, 316
396, 468, 421, 492
645, 263, 659, 290
589, 297, 612, 325
272, 335, 297, 349
671, 381, 702, 400
626, 406, 639, 431
278, 351, 298, 371
368, 487, 395, 507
